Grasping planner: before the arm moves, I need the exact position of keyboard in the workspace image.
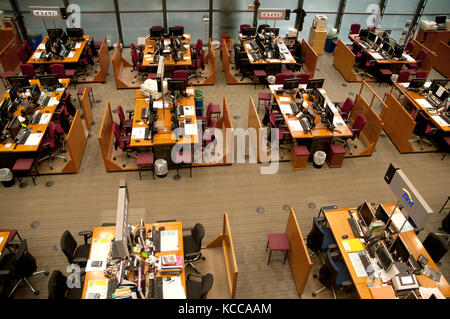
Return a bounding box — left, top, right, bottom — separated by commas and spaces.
148, 277, 163, 299
250, 52, 258, 61
422, 265, 441, 282
177, 105, 184, 116
290, 103, 300, 114
15, 129, 30, 144
41, 96, 51, 107
141, 107, 149, 119
426, 94, 441, 108
31, 112, 42, 124
107, 278, 118, 299
153, 230, 161, 252
144, 127, 151, 140
300, 118, 310, 133
358, 251, 374, 277
440, 114, 450, 124
348, 217, 364, 238
179, 122, 185, 136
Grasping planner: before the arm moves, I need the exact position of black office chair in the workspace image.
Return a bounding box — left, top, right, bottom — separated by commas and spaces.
239, 57, 253, 81
312, 250, 353, 298
0, 239, 49, 297
48, 270, 84, 299
186, 273, 214, 299
410, 111, 438, 150
60, 230, 92, 267
288, 41, 305, 71
306, 217, 337, 261
183, 223, 206, 273
257, 24, 270, 34
422, 232, 449, 264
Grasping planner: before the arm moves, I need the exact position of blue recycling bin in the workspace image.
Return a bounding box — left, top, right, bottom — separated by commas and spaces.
194, 89, 204, 117
324, 33, 338, 53
28, 33, 43, 51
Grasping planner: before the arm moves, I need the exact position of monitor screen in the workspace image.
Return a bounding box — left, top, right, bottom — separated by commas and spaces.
376, 242, 394, 271
325, 103, 334, 123
7, 76, 29, 89
169, 26, 183, 37
390, 236, 411, 262
37, 74, 60, 88
358, 201, 376, 227
359, 29, 370, 40
266, 27, 279, 36
30, 83, 41, 104
393, 43, 404, 58
375, 204, 390, 223
375, 37, 383, 47
167, 78, 187, 93
429, 79, 448, 93
306, 78, 325, 90
409, 78, 426, 89
150, 27, 164, 38
6, 116, 21, 139
66, 28, 83, 40
242, 27, 256, 37
434, 86, 449, 102
47, 28, 64, 41
435, 15, 446, 24
382, 42, 392, 53
368, 32, 377, 42
283, 78, 300, 91
8, 83, 18, 101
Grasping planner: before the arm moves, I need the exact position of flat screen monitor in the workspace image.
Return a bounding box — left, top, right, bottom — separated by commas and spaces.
150, 27, 164, 38
30, 83, 41, 104
376, 242, 394, 271
242, 27, 256, 37
429, 79, 448, 94
167, 78, 187, 93
393, 43, 404, 58
283, 78, 300, 91
358, 201, 376, 227
409, 78, 426, 89
8, 83, 18, 101
266, 27, 279, 36
375, 204, 390, 223
375, 37, 383, 48
306, 78, 325, 90
359, 29, 370, 40
37, 74, 60, 88
325, 103, 334, 123
169, 26, 183, 37
435, 15, 446, 24
434, 86, 448, 102
368, 32, 377, 43
382, 42, 392, 53
389, 236, 411, 262
6, 75, 29, 89
6, 116, 21, 139
66, 28, 83, 40
47, 28, 64, 42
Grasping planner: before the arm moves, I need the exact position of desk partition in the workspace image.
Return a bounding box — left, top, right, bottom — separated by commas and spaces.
79, 35, 110, 84
112, 40, 139, 89
247, 96, 269, 163
80, 88, 94, 132
300, 39, 318, 79
194, 38, 215, 86
98, 102, 123, 172
333, 39, 358, 82
61, 110, 88, 174
0, 36, 21, 73
411, 39, 437, 75
434, 41, 450, 78
221, 38, 252, 85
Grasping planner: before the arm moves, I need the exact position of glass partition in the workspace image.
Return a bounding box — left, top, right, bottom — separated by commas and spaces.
121, 13, 163, 46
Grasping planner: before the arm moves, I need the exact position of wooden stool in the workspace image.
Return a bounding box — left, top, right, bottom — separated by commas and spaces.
137, 152, 155, 180
266, 233, 290, 265
327, 144, 346, 168
253, 69, 267, 89
257, 92, 271, 112
290, 145, 310, 170
12, 158, 39, 186
77, 87, 95, 108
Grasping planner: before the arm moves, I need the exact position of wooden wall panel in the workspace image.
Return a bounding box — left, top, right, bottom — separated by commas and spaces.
285, 208, 313, 297
222, 38, 238, 85
222, 213, 238, 299
63, 111, 87, 173
333, 39, 358, 82
301, 39, 318, 79
0, 37, 21, 72
79, 35, 110, 83
0, 28, 16, 50
412, 39, 437, 74
111, 41, 129, 89
98, 102, 121, 171
247, 97, 265, 163
80, 88, 94, 132
434, 41, 450, 78
218, 97, 233, 165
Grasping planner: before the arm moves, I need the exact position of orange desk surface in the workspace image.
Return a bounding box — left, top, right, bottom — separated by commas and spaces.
142, 34, 192, 67
0, 231, 10, 255
239, 34, 296, 65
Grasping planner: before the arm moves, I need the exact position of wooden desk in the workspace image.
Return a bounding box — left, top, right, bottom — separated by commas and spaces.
0, 231, 10, 256
0, 79, 70, 153
27, 35, 90, 65
324, 204, 450, 299
416, 28, 450, 51
395, 82, 450, 133
269, 84, 352, 139
239, 34, 296, 65
82, 221, 186, 299
130, 88, 199, 147
142, 34, 192, 67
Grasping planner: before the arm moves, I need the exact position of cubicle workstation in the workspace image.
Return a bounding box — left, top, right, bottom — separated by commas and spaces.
381, 80, 449, 154
142, 32, 192, 69
77, 35, 111, 84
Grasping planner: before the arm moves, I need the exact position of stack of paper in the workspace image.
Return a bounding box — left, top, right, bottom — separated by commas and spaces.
279, 104, 293, 114
342, 238, 365, 252
24, 133, 43, 146
432, 115, 450, 127
183, 106, 195, 116
279, 97, 292, 103
163, 276, 186, 299
39, 113, 52, 125
160, 254, 183, 274
184, 123, 198, 136
131, 127, 146, 139
160, 230, 179, 252
86, 279, 108, 299
415, 99, 433, 109
288, 120, 302, 131
68, 51, 76, 58
390, 213, 413, 232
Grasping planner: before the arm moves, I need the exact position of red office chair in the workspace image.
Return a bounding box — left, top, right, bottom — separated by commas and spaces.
410, 112, 438, 150
190, 50, 206, 82
203, 119, 216, 147
37, 121, 67, 169
112, 122, 137, 167
17, 47, 30, 64
397, 69, 411, 83
20, 64, 36, 79
116, 105, 134, 134
174, 70, 189, 86
405, 41, 415, 54
191, 39, 203, 59
268, 113, 292, 151
415, 70, 428, 79
130, 44, 147, 83
50, 64, 76, 86
297, 73, 310, 84
336, 114, 366, 154
197, 102, 213, 129
240, 24, 251, 34
350, 24, 361, 34
336, 97, 354, 122
409, 49, 427, 73
23, 40, 33, 57
275, 73, 290, 85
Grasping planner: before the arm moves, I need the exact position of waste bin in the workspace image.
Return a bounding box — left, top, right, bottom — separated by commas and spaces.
27, 33, 43, 51
324, 31, 338, 53
194, 89, 205, 117
0, 168, 15, 187
267, 75, 275, 85
154, 159, 168, 178
313, 151, 326, 169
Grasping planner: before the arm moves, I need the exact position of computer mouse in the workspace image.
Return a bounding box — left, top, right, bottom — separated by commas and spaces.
159, 226, 165, 231
342, 235, 348, 239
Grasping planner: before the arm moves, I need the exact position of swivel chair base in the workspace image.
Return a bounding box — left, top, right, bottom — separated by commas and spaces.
8, 270, 49, 298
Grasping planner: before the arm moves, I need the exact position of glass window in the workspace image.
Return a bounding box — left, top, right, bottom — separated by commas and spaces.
385, 0, 420, 14
338, 14, 371, 38
379, 15, 414, 42
167, 0, 208, 10
121, 13, 163, 46
118, 0, 162, 11
213, 11, 253, 41
303, 0, 340, 12
0, 0, 11, 11
167, 12, 208, 42
80, 13, 119, 44
344, 0, 378, 13
17, 0, 64, 11
298, 13, 337, 40
423, 0, 450, 14
75, 0, 115, 12
214, 0, 250, 11
22, 12, 65, 35
259, 0, 298, 9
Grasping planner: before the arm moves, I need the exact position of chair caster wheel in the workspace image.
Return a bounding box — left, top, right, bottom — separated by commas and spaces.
122, 164, 126, 168
313, 274, 318, 278
45, 271, 49, 276
312, 293, 316, 297
34, 290, 39, 295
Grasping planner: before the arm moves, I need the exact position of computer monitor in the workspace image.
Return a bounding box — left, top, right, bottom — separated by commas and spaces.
5, 116, 21, 139
8, 83, 18, 101
376, 241, 394, 271
409, 78, 426, 90
306, 78, 325, 90
375, 37, 383, 48
266, 27, 279, 36
6, 75, 29, 89
358, 201, 376, 227
375, 204, 390, 223
60, 31, 68, 44
393, 43, 404, 58
37, 74, 60, 88
30, 83, 41, 104
66, 28, 83, 40
359, 29, 370, 40
325, 103, 334, 124
150, 27, 164, 38
168, 26, 183, 37
368, 32, 377, 43
47, 28, 64, 42
242, 27, 256, 37
389, 236, 412, 262
429, 79, 448, 94
167, 78, 187, 94
434, 86, 449, 102
382, 42, 392, 53
283, 78, 301, 91
435, 15, 446, 24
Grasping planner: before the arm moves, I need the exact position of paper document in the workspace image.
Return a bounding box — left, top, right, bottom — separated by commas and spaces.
402, 54, 415, 62
415, 99, 433, 109
32, 52, 41, 59
90, 238, 111, 260
183, 56, 190, 60
153, 100, 164, 109
288, 120, 302, 131
132, 127, 146, 139
379, 264, 400, 283
268, 59, 279, 63
186, 88, 194, 95
348, 252, 367, 277
75, 43, 82, 49
18, 116, 26, 123
245, 44, 252, 50
39, 113, 52, 125
432, 115, 450, 127
162, 276, 186, 299
47, 97, 59, 106
184, 123, 198, 136
279, 97, 292, 103
333, 117, 345, 126
419, 287, 445, 299
279, 104, 293, 114
86, 259, 107, 272
38, 44, 46, 50
390, 213, 414, 232
160, 230, 179, 252
370, 52, 383, 60
24, 133, 43, 146
342, 239, 365, 252
68, 51, 76, 58
183, 106, 195, 116
86, 279, 108, 299
0, 237, 3, 245
183, 34, 190, 38
4, 143, 12, 148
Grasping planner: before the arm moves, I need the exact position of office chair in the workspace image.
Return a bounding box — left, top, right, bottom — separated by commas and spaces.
130, 44, 147, 83
267, 113, 292, 152
48, 269, 83, 299
183, 223, 206, 274
422, 232, 449, 264
408, 49, 428, 74
112, 122, 137, 167
396, 69, 411, 83
20, 64, 36, 80
202, 119, 216, 147
37, 121, 67, 170
275, 73, 290, 85
174, 70, 190, 86
350, 24, 361, 35
50, 64, 77, 87
405, 41, 415, 55
262, 100, 283, 126
191, 39, 203, 59
415, 70, 428, 79
306, 217, 337, 261
291, 41, 305, 71
189, 51, 206, 82
186, 273, 214, 299
17, 47, 29, 64
0, 239, 49, 297
60, 230, 93, 267
312, 250, 353, 298
116, 105, 134, 134
335, 97, 354, 122
410, 112, 437, 150
23, 40, 33, 57
297, 73, 310, 84
335, 114, 366, 155
238, 57, 252, 81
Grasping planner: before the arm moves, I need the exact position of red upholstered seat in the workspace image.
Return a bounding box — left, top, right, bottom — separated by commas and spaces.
379, 69, 392, 75
282, 69, 294, 77
77, 87, 92, 95
65, 69, 76, 77
267, 233, 290, 251
253, 70, 267, 77
330, 144, 346, 155
258, 92, 271, 101
147, 73, 157, 80
293, 145, 310, 156
12, 158, 34, 171
1, 71, 16, 79
444, 136, 450, 145
210, 103, 221, 114
137, 152, 154, 166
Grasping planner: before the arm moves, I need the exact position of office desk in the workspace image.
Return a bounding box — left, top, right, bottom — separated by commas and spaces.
82, 221, 185, 299
239, 34, 296, 65
0, 231, 10, 256
416, 28, 450, 51
27, 35, 90, 65
142, 34, 192, 67
130, 88, 199, 147
324, 204, 450, 299
395, 82, 450, 133
0, 79, 70, 153
269, 84, 352, 139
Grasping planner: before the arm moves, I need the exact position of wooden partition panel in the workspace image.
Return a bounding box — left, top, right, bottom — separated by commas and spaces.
434, 41, 450, 78
0, 37, 21, 72
301, 39, 318, 79
80, 88, 94, 132
98, 102, 121, 171
221, 38, 238, 85
63, 111, 87, 173
412, 39, 437, 74
111, 41, 130, 89
285, 208, 313, 297
247, 96, 269, 163
333, 39, 358, 82
79, 35, 110, 83
0, 28, 16, 50
217, 96, 233, 165
381, 93, 416, 153
196, 38, 215, 86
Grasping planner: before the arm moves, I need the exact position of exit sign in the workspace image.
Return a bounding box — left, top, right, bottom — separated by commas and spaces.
29, 6, 60, 18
